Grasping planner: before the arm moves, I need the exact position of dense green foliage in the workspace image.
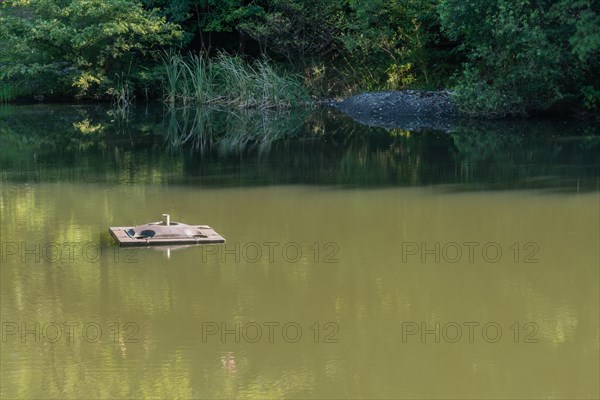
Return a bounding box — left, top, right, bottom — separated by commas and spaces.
1, 0, 598, 116
438, 0, 600, 117
0, 0, 183, 100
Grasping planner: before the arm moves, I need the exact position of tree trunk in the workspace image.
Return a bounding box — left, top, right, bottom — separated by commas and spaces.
238, 31, 246, 55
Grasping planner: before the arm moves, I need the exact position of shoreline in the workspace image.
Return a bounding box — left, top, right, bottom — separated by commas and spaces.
317, 90, 461, 131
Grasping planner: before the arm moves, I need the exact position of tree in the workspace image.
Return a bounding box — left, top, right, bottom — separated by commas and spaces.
340, 0, 438, 89
237, 0, 342, 65
141, 0, 261, 54
438, 0, 600, 116
0, 0, 184, 99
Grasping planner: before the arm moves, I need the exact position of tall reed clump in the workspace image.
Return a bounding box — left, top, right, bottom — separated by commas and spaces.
162, 50, 184, 104
109, 74, 135, 108
161, 52, 310, 109
0, 83, 22, 103
182, 54, 214, 105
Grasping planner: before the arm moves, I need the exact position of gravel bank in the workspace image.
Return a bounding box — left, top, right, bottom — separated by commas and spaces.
320, 90, 462, 131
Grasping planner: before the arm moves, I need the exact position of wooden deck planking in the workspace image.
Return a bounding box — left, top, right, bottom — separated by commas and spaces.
109, 226, 226, 246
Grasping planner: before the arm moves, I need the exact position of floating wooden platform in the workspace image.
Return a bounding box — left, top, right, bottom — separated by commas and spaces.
109, 215, 225, 246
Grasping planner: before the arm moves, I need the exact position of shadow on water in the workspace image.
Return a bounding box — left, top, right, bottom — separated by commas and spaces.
0, 103, 598, 192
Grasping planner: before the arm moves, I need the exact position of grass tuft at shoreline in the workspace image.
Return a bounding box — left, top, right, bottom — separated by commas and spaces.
161, 52, 310, 109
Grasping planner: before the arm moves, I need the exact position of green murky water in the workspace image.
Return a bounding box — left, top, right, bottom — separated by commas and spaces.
1, 104, 599, 399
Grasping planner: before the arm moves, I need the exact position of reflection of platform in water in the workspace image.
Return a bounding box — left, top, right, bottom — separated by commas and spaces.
109, 214, 225, 246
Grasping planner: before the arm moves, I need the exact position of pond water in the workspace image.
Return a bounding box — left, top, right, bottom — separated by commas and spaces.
1, 104, 599, 399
